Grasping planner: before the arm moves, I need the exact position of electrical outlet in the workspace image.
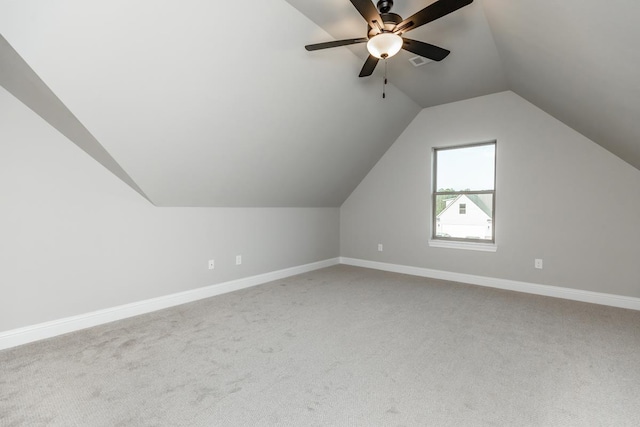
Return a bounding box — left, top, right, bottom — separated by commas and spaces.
535, 259, 543, 269
236, 255, 242, 265
378, 243, 383, 252
208, 259, 215, 270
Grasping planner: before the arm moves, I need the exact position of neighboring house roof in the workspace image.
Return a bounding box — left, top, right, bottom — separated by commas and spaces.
466, 194, 492, 218
437, 194, 492, 218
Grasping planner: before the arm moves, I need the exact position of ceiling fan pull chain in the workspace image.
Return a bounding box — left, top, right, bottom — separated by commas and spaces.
382, 58, 388, 99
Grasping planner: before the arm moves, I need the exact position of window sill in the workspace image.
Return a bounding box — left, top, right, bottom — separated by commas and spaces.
428, 239, 497, 252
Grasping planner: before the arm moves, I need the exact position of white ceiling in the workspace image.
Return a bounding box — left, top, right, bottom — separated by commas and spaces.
0, 0, 420, 207
1, 0, 639, 207
482, 0, 640, 170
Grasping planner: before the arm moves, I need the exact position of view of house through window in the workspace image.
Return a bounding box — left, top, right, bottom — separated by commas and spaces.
433, 142, 496, 242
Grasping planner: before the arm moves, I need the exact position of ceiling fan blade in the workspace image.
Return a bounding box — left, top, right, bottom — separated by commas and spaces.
350, 0, 385, 32
402, 38, 450, 61
359, 55, 379, 77
393, 0, 473, 34
305, 37, 368, 51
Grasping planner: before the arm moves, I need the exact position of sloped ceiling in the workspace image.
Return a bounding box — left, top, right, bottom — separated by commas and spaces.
482, 0, 640, 170
0, 35, 151, 202
0, 0, 420, 207
1, 0, 639, 208
289, 0, 640, 170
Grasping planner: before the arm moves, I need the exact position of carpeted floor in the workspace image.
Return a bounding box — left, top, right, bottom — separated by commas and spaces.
1, 265, 639, 426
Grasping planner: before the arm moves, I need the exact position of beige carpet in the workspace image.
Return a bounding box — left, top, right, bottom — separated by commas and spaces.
1, 265, 639, 426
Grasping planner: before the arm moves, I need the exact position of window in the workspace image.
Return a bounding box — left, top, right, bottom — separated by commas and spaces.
432, 141, 496, 244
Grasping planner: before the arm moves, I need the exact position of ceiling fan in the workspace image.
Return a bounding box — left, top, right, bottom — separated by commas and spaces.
305, 0, 473, 77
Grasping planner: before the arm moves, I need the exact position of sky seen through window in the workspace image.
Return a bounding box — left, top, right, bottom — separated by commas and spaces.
436, 144, 495, 191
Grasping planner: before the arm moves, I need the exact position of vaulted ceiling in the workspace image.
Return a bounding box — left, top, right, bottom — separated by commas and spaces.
1, 0, 639, 207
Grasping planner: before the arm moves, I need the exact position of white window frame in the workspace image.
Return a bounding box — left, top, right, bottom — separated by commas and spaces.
429, 141, 497, 252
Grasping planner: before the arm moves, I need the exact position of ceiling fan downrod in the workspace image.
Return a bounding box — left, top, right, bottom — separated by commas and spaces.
377, 0, 394, 14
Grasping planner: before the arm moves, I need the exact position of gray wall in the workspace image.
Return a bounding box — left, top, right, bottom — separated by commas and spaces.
0, 88, 339, 332
341, 91, 640, 298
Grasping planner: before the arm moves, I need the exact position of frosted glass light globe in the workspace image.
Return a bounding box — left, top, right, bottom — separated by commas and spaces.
367, 33, 403, 59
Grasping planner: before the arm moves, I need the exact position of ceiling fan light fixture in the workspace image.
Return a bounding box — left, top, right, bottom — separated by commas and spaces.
367, 33, 403, 59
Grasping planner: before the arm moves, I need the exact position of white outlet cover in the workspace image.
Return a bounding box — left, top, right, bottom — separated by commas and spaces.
208, 259, 215, 269
378, 244, 383, 252
236, 255, 242, 265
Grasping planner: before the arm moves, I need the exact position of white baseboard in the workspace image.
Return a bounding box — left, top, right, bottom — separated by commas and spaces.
340, 257, 640, 311
0, 258, 340, 351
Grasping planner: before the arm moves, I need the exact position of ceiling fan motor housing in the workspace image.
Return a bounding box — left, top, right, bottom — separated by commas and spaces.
368, 12, 402, 37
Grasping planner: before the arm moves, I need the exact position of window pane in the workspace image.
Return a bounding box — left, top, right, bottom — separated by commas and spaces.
436, 144, 495, 191
435, 194, 493, 240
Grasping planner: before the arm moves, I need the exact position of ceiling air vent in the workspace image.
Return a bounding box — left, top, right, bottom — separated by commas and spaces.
409, 56, 432, 67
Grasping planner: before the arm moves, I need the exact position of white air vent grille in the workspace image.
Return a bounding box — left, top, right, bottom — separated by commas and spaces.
409, 56, 432, 67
